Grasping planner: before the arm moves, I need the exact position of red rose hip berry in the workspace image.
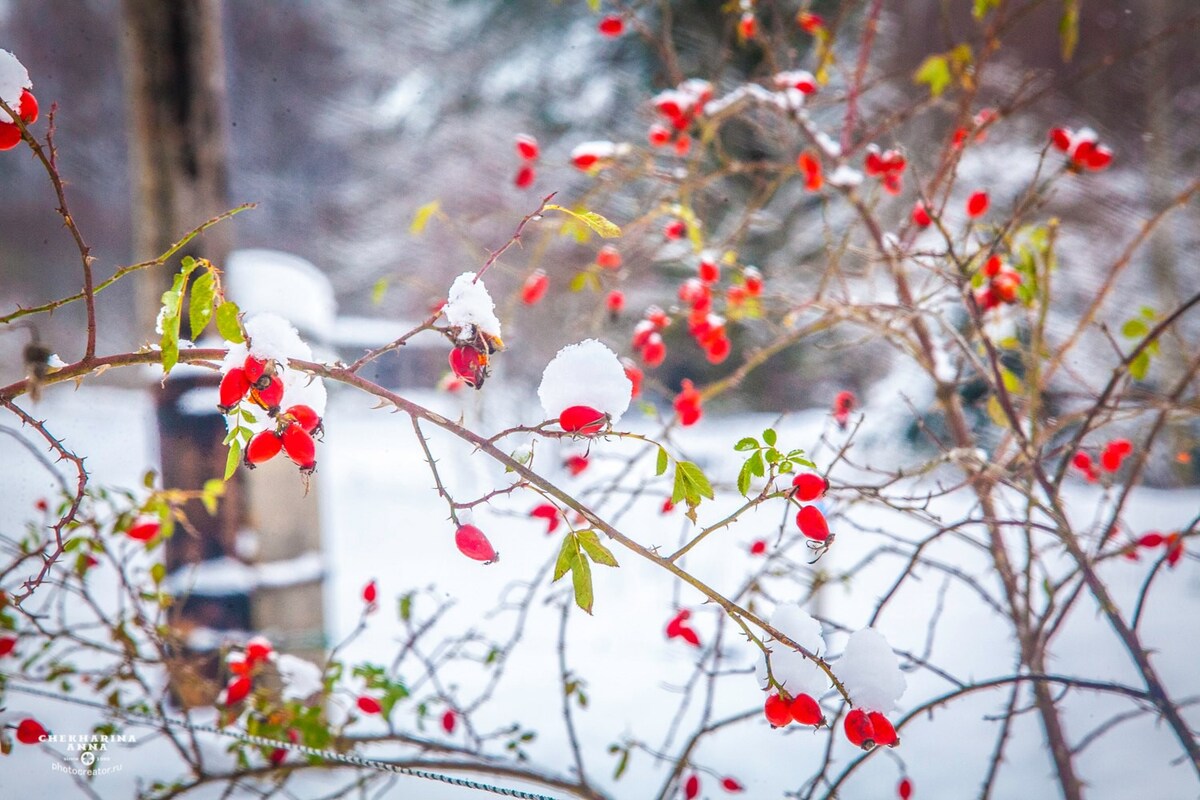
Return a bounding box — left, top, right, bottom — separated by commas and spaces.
796, 505, 830, 542
792, 472, 827, 502
218, 368, 252, 412
245, 430, 284, 468
559, 405, 607, 435
455, 524, 498, 563
281, 423, 317, 473
843, 708, 874, 749
764, 693, 792, 727
789, 693, 824, 726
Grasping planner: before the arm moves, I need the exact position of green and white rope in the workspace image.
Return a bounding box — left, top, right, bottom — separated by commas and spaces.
3, 679, 560, 800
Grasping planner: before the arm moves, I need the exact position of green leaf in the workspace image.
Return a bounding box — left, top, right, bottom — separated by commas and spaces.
914, 54, 952, 97
762, 428, 777, 447
734, 437, 759, 452
63, 536, 84, 552
554, 534, 579, 581
999, 367, 1023, 394
1129, 350, 1150, 381
371, 277, 389, 305
545, 204, 622, 239
737, 460, 753, 496
150, 563, 166, 585
986, 395, 1008, 428
656, 447, 669, 476
764, 447, 781, 465
569, 271, 601, 293
1059, 0, 1080, 62
399, 592, 413, 622
223, 441, 241, 481
410, 200, 440, 235
188, 270, 216, 340
973, 0, 1001, 18
673, 461, 714, 507
201, 479, 224, 515
576, 530, 619, 567
747, 450, 765, 478
1121, 319, 1148, 339
571, 552, 594, 614
613, 747, 630, 780
215, 301, 244, 343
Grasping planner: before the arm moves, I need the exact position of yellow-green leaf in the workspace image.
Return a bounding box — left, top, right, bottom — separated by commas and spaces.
371, 277, 389, 305
576, 530, 619, 568
571, 552, 594, 614
545, 204, 622, 239
223, 440, 241, 481
914, 54, 952, 97
1060, 0, 1080, 62
973, 0, 1001, 19
987, 395, 1008, 428
554, 533, 578, 581
215, 301, 244, 343
410, 200, 440, 235
188, 270, 216, 340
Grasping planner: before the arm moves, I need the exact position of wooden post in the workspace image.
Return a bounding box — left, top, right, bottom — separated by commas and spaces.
119, 0, 325, 702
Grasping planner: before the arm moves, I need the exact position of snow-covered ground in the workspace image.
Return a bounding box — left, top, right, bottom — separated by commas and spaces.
1, 384, 1198, 799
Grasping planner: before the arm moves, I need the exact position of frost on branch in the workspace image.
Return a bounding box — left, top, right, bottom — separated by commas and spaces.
836, 628, 907, 713
537, 339, 632, 431
0, 49, 31, 108
756, 603, 829, 699
444, 271, 503, 344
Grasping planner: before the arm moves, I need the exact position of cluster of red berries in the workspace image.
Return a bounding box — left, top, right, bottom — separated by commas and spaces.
1049, 127, 1113, 172
973, 255, 1022, 311
763, 690, 826, 728
843, 707, 899, 749
793, 473, 831, 543
0, 88, 37, 151
455, 523, 498, 563
682, 773, 745, 797
1122, 531, 1186, 568
632, 306, 670, 366
513, 134, 539, 189
244, 404, 322, 474
1071, 438, 1132, 482
673, 379, 703, 426
666, 608, 702, 647
648, 78, 712, 157
863, 146, 907, 195
221, 636, 275, 706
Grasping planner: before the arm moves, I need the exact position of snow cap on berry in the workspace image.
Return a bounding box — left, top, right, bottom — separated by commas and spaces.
538, 339, 633, 426
0, 50, 31, 110
837, 628, 906, 713
756, 603, 828, 699
444, 272, 502, 342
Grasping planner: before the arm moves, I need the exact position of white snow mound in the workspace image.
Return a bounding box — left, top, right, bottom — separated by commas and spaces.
444, 272, 502, 341
537, 339, 632, 425
837, 628, 906, 713
0, 49, 30, 110
277, 653, 324, 701
757, 603, 828, 699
